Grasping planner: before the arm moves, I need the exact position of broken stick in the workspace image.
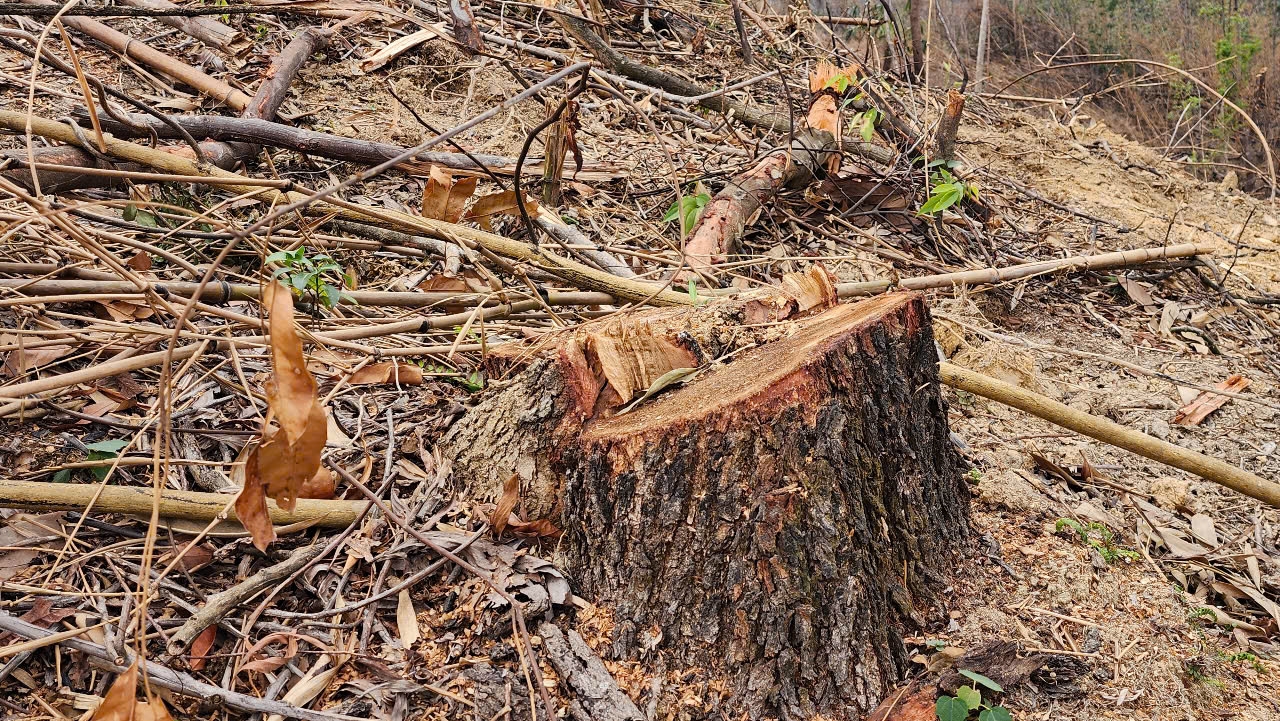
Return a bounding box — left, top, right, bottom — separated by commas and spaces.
939, 362, 1280, 508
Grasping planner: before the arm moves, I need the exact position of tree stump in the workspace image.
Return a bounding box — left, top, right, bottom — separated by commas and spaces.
443, 282, 970, 719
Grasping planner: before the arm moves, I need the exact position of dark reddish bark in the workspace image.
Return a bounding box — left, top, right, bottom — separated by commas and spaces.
245, 27, 332, 121
443, 290, 970, 719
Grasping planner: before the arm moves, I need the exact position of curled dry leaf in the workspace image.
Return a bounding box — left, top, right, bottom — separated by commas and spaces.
349, 362, 424, 386
235, 283, 328, 551
187, 625, 217, 672
397, 589, 420, 647
489, 474, 562, 538
421, 166, 477, 223
92, 661, 174, 721
466, 190, 538, 231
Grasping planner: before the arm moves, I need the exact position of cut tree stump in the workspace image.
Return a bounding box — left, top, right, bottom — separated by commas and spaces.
443, 277, 970, 719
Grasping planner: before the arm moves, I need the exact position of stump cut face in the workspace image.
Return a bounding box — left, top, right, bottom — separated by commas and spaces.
445, 292, 971, 719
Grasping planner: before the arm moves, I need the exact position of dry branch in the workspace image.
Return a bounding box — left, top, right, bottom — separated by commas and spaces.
939, 363, 1280, 508
0, 611, 367, 721
245, 26, 332, 120
25, 0, 252, 111
0, 109, 691, 308
0, 480, 368, 527
116, 0, 248, 52
682, 129, 839, 278
79, 111, 623, 179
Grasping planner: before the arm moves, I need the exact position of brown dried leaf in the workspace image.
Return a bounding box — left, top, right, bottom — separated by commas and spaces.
416, 274, 469, 292
187, 626, 217, 672
397, 589, 420, 646
125, 251, 152, 271
349, 362, 424, 386
421, 166, 477, 223
234, 445, 275, 552
92, 661, 139, 721
160, 542, 215, 573
261, 283, 327, 512
1, 341, 74, 378
490, 474, 519, 537
466, 190, 536, 232
298, 467, 336, 500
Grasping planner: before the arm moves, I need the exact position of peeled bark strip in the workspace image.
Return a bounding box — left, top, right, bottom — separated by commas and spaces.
448, 0, 485, 53
443, 289, 970, 718
934, 89, 965, 163
681, 129, 838, 277
116, 0, 248, 52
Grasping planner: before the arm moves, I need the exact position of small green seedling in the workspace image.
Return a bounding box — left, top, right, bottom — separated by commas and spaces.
1055, 518, 1141, 564
936, 670, 1011, 721
265, 247, 355, 310
663, 187, 711, 237
54, 439, 131, 482
919, 161, 978, 216
851, 108, 880, 142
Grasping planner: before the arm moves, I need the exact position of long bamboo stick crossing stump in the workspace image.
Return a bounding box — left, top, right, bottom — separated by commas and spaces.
442, 288, 971, 718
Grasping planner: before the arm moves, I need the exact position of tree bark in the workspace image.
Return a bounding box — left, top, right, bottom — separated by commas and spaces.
116, 0, 248, 52
442, 288, 971, 719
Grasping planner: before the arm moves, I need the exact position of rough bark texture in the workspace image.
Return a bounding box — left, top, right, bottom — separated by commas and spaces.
934, 89, 965, 163
116, 0, 248, 52
245, 27, 332, 121
443, 289, 970, 719
681, 129, 838, 278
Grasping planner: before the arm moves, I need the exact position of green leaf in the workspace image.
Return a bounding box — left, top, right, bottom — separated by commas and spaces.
979, 707, 1012, 721
264, 250, 292, 265
122, 203, 137, 221
959, 670, 1003, 693
133, 210, 158, 228
936, 696, 969, 721
956, 685, 982, 711
662, 199, 681, 223
664, 192, 712, 236
860, 110, 877, 142
52, 469, 72, 483
919, 185, 963, 215
84, 439, 129, 454
290, 271, 313, 292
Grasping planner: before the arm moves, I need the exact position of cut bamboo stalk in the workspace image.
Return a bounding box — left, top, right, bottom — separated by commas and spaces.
0, 479, 368, 527
24, 0, 251, 110
939, 362, 1280, 508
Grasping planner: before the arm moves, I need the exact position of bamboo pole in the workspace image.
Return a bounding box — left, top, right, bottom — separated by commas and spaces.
0, 479, 368, 527
939, 362, 1280, 508
24, 0, 251, 111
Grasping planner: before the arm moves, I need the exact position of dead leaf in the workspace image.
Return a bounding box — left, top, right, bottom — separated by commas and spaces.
298, 467, 336, 500
98, 300, 155, 323
1174, 375, 1250, 426
465, 190, 536, 231
1189, 514, 1219, 546
125, 251, 152, 271
92, 661, 139, 721
416, 274, 469, 292
253, 282, 328, 518
187, 626, 217, 672
491, 474, 520, 537
160, 542, 215, 573
349, 362, 424, 386
421, 166, 477, 223
1, 341, 74, 377
1116, 277, 1156, 307
233, 442, 275, 552
397, 589, 419, 647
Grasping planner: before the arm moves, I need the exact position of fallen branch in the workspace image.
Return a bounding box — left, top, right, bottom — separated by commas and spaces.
168, 544, 329, 654
836, 243, 1213, 296
77, 111, 623, 179
448, 0, 484, 53
0, 479, 368, 527
0, 109, 690, 308
245, 26, 332, 120
0, 611, 366, 721
116, 0, 248, 52
682, 129, 838, 278
938, 362, 1280, 508
25, 0, 251, 111
538, 623, 644, 721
